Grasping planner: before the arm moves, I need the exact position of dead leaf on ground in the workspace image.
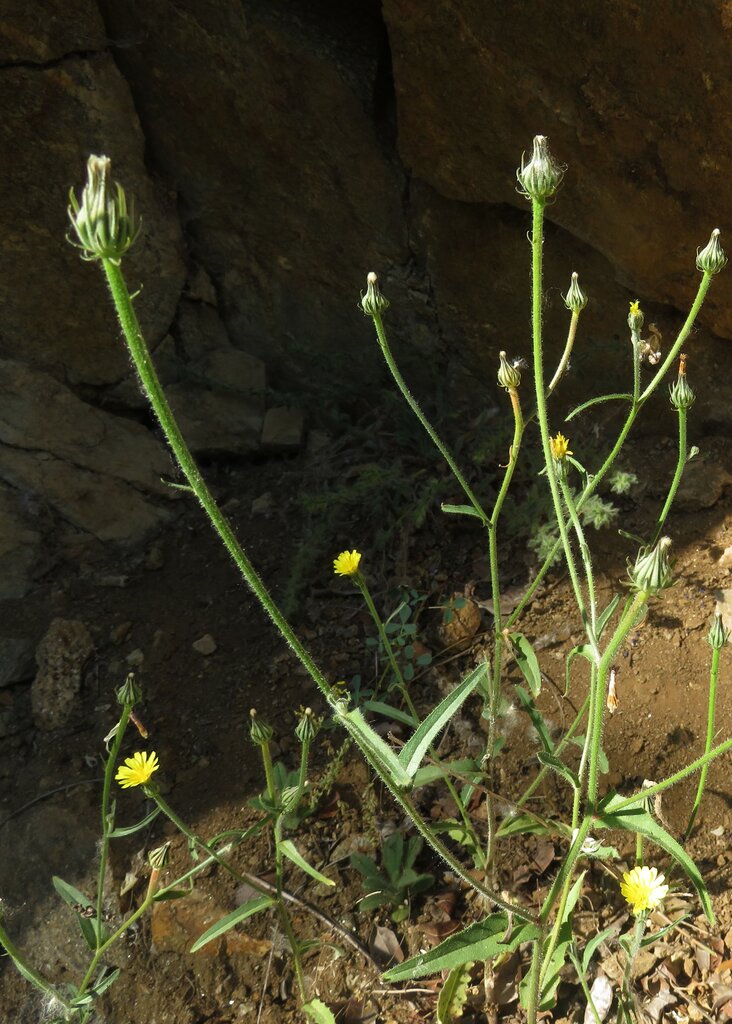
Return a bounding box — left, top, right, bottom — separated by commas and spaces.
369, 925, 403, 967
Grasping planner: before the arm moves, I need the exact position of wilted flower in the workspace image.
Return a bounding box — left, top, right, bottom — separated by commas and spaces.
333, 550, 362, 577
669, 353, 695, 411
115, 751, 159, 789
620, 865, 669, 915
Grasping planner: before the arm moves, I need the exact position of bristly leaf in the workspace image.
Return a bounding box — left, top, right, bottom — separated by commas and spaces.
52, 876, 104, 950
564, 643, 594, 697
436, 962, 474, 1023
279, 840, 335, 887
302, 998, 337, 1024
441, 503, 487, 524
597, 793, 714, 923
107, 806, 161, 838
514, 685, 553, 753
566, 393, 633, 421
398, 663, 487, 778
383, 912, 539, 981
537, 751, 579, 790
508, 632, 542, 697
335, 705, 414, 791
189, 895, 274, 952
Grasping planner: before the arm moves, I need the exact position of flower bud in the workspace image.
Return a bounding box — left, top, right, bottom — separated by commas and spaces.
249, 708, 273, 747
497, 351, 522, 390
516, 135, 564, 202
117, 672, 142, 707
563, 272, 588, 313
696, 228, 727, 275
361, 272, 390, 317
669, 354, 695, 411
629, 536, 674, 594
148, 842, 171, 871
68, 155, 141, 263
549, 432, 572, 461
295, 706, 320, 745
628, 300, 644, 335
708, 612, 730, 650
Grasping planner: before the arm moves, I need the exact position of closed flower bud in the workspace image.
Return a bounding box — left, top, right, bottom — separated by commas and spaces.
497, 351, 522, 390
68, 155, 141, 263
696, 228, 727, 275
708, 613, 730, 650
628, 300, 644, 335
629, 536, 674, 594
295, 707, 320, 744
148, 842, 171, 871
361, 272, 390, 317
249, 708, 273, 747
516, 135, 565, 202
669, 356, 695, 411
116, 672, 142, 707
563, 272, 588, 313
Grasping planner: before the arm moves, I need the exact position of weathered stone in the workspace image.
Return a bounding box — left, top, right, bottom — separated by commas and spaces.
192, 634, 217, 656
0, 56, 185, 386
0, 1, 106, 62
0, 485, 46, 599
0, 638, 35, 687
151, 889, 271, 957
166, 382, 262, 457
261, 407, 304, 451
31, 619, 94, 730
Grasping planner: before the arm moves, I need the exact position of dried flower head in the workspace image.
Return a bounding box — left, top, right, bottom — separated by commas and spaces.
620, 865, 669, 916
115, 751, 159, 789
333, 550, 362, 577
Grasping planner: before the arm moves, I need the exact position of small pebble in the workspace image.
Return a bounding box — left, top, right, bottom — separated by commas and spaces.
110, 622, 133, 646
126, 648, 145, 667
192, 634, 217, 656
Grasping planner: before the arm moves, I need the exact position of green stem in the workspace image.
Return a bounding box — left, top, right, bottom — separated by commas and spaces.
524, 928, 546, 1024
369, 308, 487, 521
568, 946, 603, 1024
510, 693, 590, 813
260, 739, 277, 805
94, 703, 133, 948
651, 407, 687, 546
617, 914, 646, 1024
546, 309, 580, 396
685, 644, 720, 840
275, 815, 306, 1002
0, 919, 72, 1011
559, 475, 598, 644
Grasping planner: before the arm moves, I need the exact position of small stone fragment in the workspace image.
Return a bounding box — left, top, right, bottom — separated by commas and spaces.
109, 622, 133, 646
251, 491, 274, 515
125, 648, 145, 667
0, 638, 35, 687
261, 406, 304, 450
192, 634, 217, 656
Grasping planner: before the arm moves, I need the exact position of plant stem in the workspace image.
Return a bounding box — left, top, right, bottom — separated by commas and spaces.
684, 643, 721, 840
568, 946, 603, 1024
274, 815, 306, 1002
651, 406, 687, 546
616, 913, 646, 1024
524, 927, 546, 1024
547, 309, 580, 396
95, 703, 132, 945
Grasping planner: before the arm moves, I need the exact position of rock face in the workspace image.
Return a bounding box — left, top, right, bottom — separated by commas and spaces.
31, 619, 94, 731
2, 0, 732, 587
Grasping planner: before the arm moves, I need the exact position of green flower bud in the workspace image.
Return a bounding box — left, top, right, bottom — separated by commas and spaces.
249, 708, 273, 747
361, 272, 390, 317
563, 272, 588, 313
116, 672, 142, 707
148, 842, 171, 871
295, 707, 320, 745
497, 351, 522, 390
516, 135, 564, 202
68, 155, 141, 263
669, 375, 695, 411
708, 613, 730, 650
627, 300, 644, 336
696, 228, 727, 275
629, 536, 674, 594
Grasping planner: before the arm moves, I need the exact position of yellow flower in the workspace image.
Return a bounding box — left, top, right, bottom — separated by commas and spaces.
620, 865, 669, 915
116, 750, 160, 789
550, 432, 573, 461
629, 300, 641, 316
333, 550, 362, 577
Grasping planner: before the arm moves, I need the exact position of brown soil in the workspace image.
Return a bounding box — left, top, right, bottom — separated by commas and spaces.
1, 414, 731, 1024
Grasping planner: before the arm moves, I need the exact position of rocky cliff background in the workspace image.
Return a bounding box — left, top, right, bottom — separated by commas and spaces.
1, 0, 731, 599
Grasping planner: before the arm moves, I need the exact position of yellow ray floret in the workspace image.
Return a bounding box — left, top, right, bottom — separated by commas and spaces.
620, 865, 669, 915
333, 549, 362, 577
550, 432, 573, 461
629, 300, 641, 316
116, 750, 160, 789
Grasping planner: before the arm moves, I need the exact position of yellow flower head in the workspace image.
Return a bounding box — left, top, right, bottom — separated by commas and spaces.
620, 865, 669, 916
550, 432, 573, 461
333, 549, 362, 577
629, 300, 641, 316
115, 750, 160, 789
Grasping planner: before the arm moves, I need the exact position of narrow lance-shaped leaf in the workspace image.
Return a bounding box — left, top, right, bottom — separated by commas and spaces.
279, 840, 335, 887
189, 895, 274, 952
398, 663, 487, 778
508, 632, 542, 697
437, 962, 474, 1024
335, 705, 413, 791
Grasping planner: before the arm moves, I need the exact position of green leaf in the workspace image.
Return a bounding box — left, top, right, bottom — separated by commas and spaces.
189, 895, 274, 952
537, 751, 579, 790
412, 757, 481, 788
514, 685, 553, 754
362, 700, 418, 728
537, 872, 585, 1008
302, 998, 337, 1024
335, 705, 414, 791
107, 806, 161, 838
566, 393, 633, 421
87, 966, 121, 999
279, 840, 335, 887
383, 912, 540, 981
640, 913, 690, 948
398, 664, 487, 778
383, 832, 405, 883
597, 793, 714, 923
496, 813, 565, 838
596, 593, 621, 639
437, 962, 474, 1023
564, 643, 594, 696
441, 503, 486, 523
581, 925, 620, 974
52, 876, 103, 950
508, 633, 542, 697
